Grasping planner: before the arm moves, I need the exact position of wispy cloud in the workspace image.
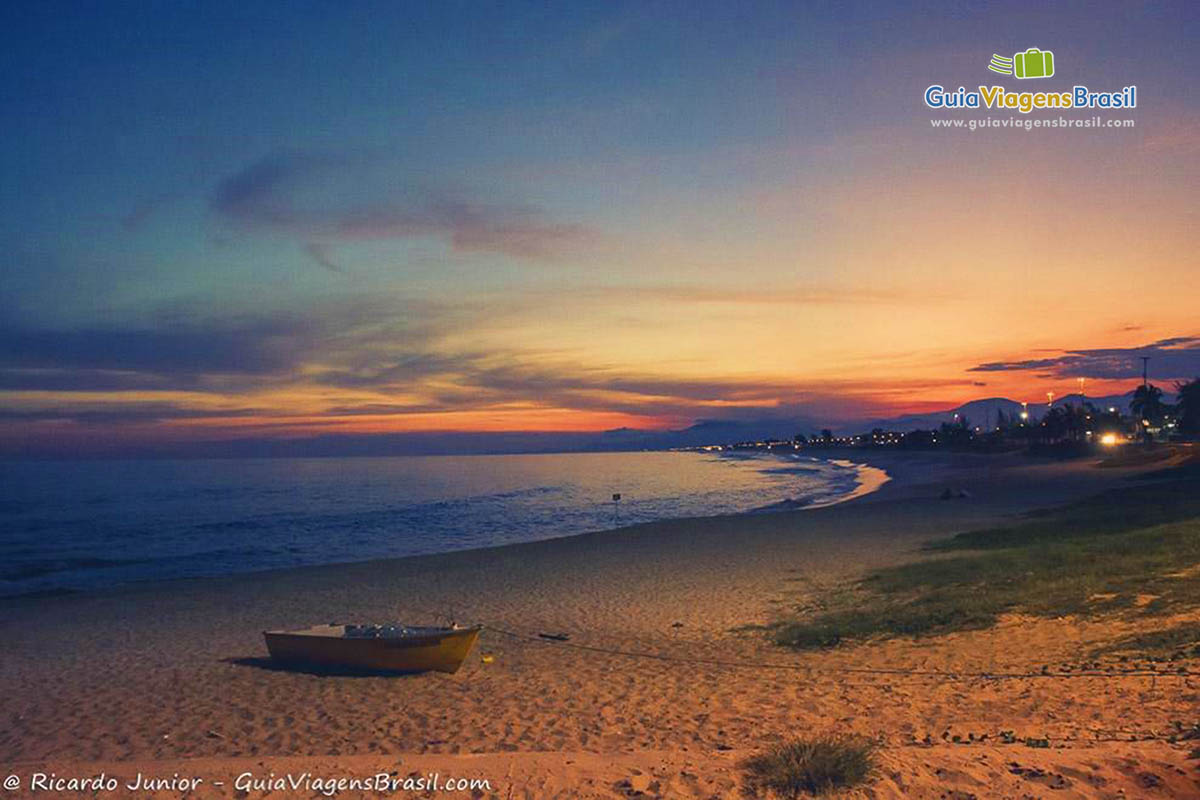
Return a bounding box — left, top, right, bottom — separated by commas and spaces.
121, 191, 181, 232
0, 295, 979, 436
313, 350, 982, 423
970, 336, 1200, 380
211, 151, 597, 262
1140, 113, 1200, 155
0, 298, 452, 393
569, 284, 953, 306
0, 320, 308, 378
303, 242, 345, 274
0, 403, 265, 424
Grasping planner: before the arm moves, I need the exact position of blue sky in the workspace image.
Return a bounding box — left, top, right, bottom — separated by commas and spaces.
1, 1, 1197, 455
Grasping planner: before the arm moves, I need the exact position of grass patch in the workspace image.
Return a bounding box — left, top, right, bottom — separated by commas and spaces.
775, 473, 1200, 650
742, 736, 875, 799
1091, 623, 1200, 660
933, 478, 1200, 551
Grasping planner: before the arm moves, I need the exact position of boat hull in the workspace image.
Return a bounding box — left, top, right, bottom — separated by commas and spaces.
264, 625, 481, 674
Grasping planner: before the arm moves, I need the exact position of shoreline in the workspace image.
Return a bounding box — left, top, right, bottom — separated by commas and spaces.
4, 452, 1196, 799
807, 457, 893, 507
0, 451, 1148, 640
0, 452, 1113, 613
0, 450, 900, 604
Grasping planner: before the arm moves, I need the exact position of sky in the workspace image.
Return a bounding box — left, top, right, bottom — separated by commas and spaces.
1, 1, 1198, 457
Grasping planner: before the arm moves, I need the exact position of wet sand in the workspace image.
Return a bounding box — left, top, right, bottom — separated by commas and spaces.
2, 453, 1197, 798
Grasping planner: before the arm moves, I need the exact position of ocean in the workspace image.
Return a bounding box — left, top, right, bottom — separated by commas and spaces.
0, 451, 882, 598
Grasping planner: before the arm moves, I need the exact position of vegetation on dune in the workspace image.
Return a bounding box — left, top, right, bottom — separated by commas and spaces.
1091, 623, 1200, 660
741, 736, 876, 799
774, 472, 1200, 653
1177, 378, 1200, 438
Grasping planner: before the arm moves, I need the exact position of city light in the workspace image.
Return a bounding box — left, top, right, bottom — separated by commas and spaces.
1100, 432, 1120, 446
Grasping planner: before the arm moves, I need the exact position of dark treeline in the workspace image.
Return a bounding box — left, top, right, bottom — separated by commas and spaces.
705, 379, 1200, 457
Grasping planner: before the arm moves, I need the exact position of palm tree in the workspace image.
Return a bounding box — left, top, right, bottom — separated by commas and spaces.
1130, 383, 1166, 425
1062, 404, 1089, 441
1039, 406, 1068, 442
1176, 378, 1200, 438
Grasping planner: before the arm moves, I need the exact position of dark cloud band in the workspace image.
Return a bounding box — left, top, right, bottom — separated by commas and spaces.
969, 336, 1200, 380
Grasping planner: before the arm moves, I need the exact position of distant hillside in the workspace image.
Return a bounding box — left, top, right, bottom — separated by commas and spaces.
589, 417, 822, 450
124, 390, 1170, 458
853, 397, 1026, 434
846, 390, 1173, 435
625, 390, 1171, 450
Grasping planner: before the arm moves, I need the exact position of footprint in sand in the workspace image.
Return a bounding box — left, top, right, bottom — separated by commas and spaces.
1007, 762, 1071, 789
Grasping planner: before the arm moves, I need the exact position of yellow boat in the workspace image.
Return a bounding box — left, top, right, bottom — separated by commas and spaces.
264, 623, 482, 674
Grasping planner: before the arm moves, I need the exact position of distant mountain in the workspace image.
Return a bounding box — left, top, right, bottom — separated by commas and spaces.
848, 389, 1174, 435
1045, 392, 1139, 415
84, 390, 1171, 459
853, 398, 1025, 434
586, 390, 1174, 451
589, 417, 823, 450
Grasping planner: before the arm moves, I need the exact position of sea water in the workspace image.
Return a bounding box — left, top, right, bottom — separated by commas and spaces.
0, 451, 879, 597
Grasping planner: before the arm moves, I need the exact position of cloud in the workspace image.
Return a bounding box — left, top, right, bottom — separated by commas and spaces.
303, 242, 345, 274
0, 294, 986, 452
0, 369, 186, 393
1140, 114, 1200, 155
570, 284, 953, 306
0, 298, 451, 393
969, 336, 1200, 380
211, 152, 596, 262
312, 351, 981, 423
0, 403, 264, 424
0, 319, 311, 379
121, 191, 182, 232
312, 352, 479, 390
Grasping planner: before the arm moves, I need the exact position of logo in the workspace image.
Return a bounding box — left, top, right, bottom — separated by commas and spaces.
989, 48, 1055, 79
923, 46, 1136, 115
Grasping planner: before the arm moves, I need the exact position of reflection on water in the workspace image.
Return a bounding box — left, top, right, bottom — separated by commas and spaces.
0, 451, 875, 597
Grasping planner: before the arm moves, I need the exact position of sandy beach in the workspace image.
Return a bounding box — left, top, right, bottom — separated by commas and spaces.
6, 2, 1198, 797
2, 453, 1198, 799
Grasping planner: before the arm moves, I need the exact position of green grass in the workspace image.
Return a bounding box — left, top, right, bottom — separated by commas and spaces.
741, 736, 876, 799
1091, 623, 1200, 660
930, 478, 1200, 551
774, 474, 1200, 651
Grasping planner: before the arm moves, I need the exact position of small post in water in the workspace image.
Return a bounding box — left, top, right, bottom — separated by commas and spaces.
612, 492, 621, 526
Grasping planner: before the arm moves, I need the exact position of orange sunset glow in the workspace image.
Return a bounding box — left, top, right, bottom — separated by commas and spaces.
1, 4, 1196, 457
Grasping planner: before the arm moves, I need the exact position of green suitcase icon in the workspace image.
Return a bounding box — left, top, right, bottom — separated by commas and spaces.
1014, 48, 1054, 79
